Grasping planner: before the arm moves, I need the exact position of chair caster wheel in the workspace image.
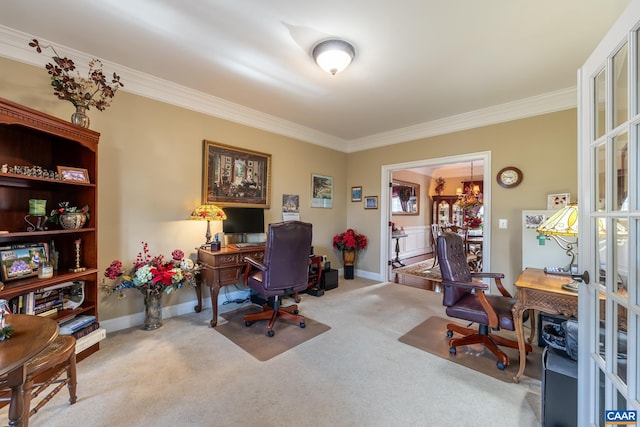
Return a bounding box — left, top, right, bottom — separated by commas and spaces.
300, 322, 306, 328
446, 330, 453, 338
449, 346, 457, 355
267, 330, 275, 337
497, 362, 506, 370
245, 321, 252, 327
293, 309, 299, 315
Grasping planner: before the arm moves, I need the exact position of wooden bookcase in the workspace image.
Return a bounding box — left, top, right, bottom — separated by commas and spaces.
0, 97, 101, 359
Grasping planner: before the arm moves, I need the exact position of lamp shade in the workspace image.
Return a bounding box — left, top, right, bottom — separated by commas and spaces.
537, 204, 578, 237
312, 39, 355, 75
189, 204, 227, 221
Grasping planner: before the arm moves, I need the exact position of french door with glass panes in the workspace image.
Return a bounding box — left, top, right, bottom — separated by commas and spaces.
578, 1, 640, 425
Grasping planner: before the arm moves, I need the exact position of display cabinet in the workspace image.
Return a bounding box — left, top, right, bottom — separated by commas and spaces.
0, 97, 101, 359
432, 195, 463, 226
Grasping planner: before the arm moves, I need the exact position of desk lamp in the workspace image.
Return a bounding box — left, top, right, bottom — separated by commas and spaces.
189, 204, 227, 249
537, 204, 579, 274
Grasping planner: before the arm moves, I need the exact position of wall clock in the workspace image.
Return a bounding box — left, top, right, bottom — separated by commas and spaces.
496, 166, 523, 188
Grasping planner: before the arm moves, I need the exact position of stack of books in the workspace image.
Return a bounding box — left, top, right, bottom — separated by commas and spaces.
59, 314, 106, 353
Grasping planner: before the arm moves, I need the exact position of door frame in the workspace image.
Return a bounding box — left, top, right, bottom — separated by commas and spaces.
380, 151, 491, 279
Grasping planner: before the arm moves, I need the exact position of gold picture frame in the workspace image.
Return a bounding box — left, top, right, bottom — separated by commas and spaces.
351, 186, 362, 202
364, 196, 378, 209
391, 179, 419, 215
57, 166, 90, 183
202, 140, 271, 208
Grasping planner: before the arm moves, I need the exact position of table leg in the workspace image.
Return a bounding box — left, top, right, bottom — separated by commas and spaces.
512, 302, 526, 384
7, 365, 26, 427
392, 238, 405, 267
193, 277, 203, 313
209, 284, 220, 327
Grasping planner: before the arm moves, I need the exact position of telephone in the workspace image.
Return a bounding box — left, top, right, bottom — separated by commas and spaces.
544, 265, 578, 276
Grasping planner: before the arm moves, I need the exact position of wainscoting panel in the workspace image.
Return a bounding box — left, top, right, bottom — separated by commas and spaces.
390, 225, 432, 261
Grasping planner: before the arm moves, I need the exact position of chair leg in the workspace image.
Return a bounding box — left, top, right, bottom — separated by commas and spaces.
244, 301, 306, 337
67, 353, 77, 405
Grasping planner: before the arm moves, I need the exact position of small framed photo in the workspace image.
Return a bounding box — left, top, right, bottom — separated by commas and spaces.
364, 196, 378, 209
351, 186, 362, 202
547, 193, 570, 210
58, 166, 90, 183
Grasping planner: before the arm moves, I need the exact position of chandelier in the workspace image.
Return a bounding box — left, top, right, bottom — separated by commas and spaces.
456, 162, 483, 210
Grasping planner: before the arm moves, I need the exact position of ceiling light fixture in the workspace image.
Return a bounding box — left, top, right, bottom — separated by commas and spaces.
312, 39, 355, 75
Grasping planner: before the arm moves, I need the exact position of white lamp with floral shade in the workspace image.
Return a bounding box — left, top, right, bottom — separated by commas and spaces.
189, 204, 227, 249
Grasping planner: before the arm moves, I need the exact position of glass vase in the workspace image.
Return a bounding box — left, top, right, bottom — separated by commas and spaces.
71, 104, 90, 128
143, 292, 163, 330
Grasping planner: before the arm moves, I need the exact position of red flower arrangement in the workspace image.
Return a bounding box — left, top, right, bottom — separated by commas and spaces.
333, 229, 368, 251
464, 216, 483, 229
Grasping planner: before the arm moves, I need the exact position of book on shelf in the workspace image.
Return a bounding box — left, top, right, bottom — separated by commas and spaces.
75, 328, 106, 354
59, 314, 96, 335
71, 322, 100, 339
36, 307, 60, 318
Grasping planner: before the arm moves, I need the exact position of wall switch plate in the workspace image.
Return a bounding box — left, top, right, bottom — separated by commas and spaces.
499, 219, 508, 229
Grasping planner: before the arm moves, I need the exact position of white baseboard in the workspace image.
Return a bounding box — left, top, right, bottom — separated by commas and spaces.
101, 287, 251, 333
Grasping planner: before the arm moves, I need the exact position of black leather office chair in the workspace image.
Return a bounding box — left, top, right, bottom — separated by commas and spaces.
437, 232, 532, 369
243, 221, 313, 337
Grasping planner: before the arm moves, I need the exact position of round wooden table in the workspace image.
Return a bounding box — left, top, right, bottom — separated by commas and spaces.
0, 314, 58, 427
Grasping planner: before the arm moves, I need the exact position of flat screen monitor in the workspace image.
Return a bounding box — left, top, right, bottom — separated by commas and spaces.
222, 208, 265, 234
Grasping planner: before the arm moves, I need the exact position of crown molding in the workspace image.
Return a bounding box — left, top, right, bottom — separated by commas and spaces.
346, 88, 576, 153
0, 25, 576, 154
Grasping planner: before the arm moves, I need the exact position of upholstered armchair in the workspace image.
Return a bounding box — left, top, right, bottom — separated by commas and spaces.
436, 232, 532, 369
243, 221, 313, 337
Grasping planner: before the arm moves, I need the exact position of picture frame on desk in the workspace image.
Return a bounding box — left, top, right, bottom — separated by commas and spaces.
202, 140, 272, 208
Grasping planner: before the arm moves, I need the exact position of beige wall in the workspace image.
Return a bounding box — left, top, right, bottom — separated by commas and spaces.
1, 56, 578, 317
0, 58, 347, 320
348, 110, 578, 290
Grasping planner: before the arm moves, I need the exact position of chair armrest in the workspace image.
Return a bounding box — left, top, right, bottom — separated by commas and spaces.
243, 256, 266, 285
442, 279, 498, 327
470, 272, 511, 297
441, 279, 489, 292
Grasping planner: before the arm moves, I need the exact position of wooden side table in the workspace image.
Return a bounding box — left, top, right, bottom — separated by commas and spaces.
512, 268, 577, 383
391, 233, 407, 268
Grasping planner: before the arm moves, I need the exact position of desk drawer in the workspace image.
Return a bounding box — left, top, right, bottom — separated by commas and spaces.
217, 253, 242, 267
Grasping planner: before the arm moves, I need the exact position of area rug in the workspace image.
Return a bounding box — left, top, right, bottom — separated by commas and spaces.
393, 259, 441, 281
399, 316, 543, 383
216, 307, 331, 361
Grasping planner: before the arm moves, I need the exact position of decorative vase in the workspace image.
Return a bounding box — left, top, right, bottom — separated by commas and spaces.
342, 249, 356, 280
71, 104, 90, 128
143, 292, 163, 330
59, 212, 87, 230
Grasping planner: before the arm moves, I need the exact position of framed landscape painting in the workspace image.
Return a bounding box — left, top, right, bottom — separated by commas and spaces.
311, 174, 333, 208
202, 140, 271, 208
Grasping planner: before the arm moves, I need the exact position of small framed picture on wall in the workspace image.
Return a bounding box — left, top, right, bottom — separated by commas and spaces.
364, 196, 378, 209
351, 186, 362, 202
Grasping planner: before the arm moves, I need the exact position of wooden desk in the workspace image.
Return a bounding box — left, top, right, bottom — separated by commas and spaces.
0, 314, 58, 427
196, 246, 265, 327
512, 267, 577, 383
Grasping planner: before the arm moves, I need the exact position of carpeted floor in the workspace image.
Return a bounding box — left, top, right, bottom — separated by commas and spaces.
217, 306, 331, 361
398, 316, 543, 383
0, 278, 542, 427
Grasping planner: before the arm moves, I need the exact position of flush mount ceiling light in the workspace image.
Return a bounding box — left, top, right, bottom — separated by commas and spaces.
312, 39, 355, 75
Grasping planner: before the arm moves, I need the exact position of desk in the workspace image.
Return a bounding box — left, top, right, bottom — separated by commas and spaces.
391, 233, 407, 268
512, 268, 577, 383
196, 246, 265, 327
0, 314, 58, 427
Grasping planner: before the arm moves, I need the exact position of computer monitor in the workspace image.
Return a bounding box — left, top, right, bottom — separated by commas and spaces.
222, 208, 265, 234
